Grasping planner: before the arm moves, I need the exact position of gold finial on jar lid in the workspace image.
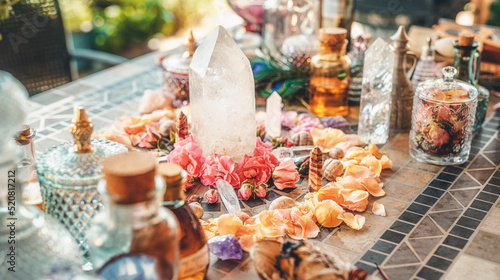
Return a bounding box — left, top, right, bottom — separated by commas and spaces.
185, 30, 197, 57
102, 151, 158, 204
70, 106, 94, 153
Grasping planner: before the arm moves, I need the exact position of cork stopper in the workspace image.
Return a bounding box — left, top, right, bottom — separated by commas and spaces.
15, 125, 36, 145
458, 32, 475, 47
319, 28, 347, 53
157, 163, 185, 202
185, 30, 197, 57
70, 106, 94, 153
102, 152, 157, 204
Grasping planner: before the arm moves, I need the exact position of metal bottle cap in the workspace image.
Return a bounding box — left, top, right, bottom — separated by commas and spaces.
15, 125, 36, 145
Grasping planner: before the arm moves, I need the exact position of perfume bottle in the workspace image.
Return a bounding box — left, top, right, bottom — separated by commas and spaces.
159, 163, 209, 280
453, 32, 490, 131
0, 71, 82, 280
162, 30, 197, 107
411, 37, 439, 86
36, 107, 128, 265
88, 152, 180, 280
389, 25, 417, 133
348, 35, 368, 103
309, 27, 351, 117
15, 125, 43, 210
319, 0, 355, 47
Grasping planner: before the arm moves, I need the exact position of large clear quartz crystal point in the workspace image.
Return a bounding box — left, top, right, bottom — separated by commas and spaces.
357, 38, 395, 144
189, 25, 256, 162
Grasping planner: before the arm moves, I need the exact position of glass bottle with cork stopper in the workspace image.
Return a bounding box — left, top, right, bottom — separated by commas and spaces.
453, 32, 490, 131
15, 124, 43, 210
88, 152, 180, 280
309, 27, 351, 117
158, 163, 209, 280
162, 30, 197, 107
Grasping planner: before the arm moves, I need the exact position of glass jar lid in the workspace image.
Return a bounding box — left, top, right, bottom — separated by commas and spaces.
416, 66, 478, 103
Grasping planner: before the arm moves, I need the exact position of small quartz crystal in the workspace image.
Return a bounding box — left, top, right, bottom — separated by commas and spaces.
265, 91, 282, 138
207, 235, 242, 260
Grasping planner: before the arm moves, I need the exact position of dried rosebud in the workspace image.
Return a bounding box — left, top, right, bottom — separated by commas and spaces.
254, 184, 267, 198
238, 184, 252, 200
204, 189, 219, 204
187, 194, 202, 204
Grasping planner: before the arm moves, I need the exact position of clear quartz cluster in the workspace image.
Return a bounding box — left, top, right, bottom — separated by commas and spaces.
357, 38, 395, 144
189, 25, 256, 162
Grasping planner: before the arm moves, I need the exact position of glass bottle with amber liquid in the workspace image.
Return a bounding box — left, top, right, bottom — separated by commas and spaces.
88, 152, 180, 280
159, 163, 209, 280
309, 27, 350, 117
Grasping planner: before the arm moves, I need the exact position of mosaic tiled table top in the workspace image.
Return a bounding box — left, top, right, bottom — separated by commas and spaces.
27, 54, 500, 280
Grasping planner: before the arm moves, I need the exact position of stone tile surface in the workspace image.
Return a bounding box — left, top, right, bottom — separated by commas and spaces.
392, 168, 435, 188
466, 230, 500, 264
445, 254, 500, 280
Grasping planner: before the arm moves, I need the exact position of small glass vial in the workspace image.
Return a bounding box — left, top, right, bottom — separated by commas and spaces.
162, 30, 197, 107
88, 152, 179, 280
15, 125, 43, 210
309, 27, 351, 117
453, 32, 490, 131
410, 67, 478, 165
159, 163, 209, 280
348, 35, 368, 103
411, 37, 439, 86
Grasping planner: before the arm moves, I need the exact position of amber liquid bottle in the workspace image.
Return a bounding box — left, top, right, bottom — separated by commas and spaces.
159, 163, 209, 280
309, 27, 351, 117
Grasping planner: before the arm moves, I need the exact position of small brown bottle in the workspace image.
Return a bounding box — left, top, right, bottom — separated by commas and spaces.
309, 27, 351, 117
158, 163, 209, 280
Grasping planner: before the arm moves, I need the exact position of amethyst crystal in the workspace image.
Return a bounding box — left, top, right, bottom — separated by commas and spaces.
207, 235, 242, 260
321, 116, 351, 133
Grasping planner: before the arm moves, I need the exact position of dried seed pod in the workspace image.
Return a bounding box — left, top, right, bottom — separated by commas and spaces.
308, 146, 323, 192
251, 240, 283, 280
188, 202, 204, 219
328, 147, 344, 160
176, 111, 189, 141
291, 131, 313, 146
159, 119, 177, 137
269, 196, 296, 210
322, 158, 344, 181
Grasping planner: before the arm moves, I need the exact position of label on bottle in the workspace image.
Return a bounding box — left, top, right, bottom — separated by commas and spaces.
322, 0, 346, 18
179, 244, 209, 278
337, 70, 348, 81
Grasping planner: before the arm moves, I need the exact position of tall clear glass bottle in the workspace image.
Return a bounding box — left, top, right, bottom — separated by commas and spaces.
15, 125, 43, 210
348, 35, 368, 103
453, 32, 490, 131
309, 27, 351, 117
159, 163, 209, 280
0, 71, 82, 280
88, 152, 179, 280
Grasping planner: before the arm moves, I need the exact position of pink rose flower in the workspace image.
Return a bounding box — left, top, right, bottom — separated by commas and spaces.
272, 160, 300, 190
167, 135, 205, 178
204, 189, 219, 204
255, 184, 267, 198
235, 155, 272, 185
238, 184, 252, 200
427, 123, 450, 147
254, 137, 273, 155
201, 154, 240, 188
137, 125, 159, 148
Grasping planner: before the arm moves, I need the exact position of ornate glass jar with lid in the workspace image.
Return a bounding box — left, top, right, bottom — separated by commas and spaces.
410, 66, 478, 165
36, 107, 128, 266
0, 71, 82, 279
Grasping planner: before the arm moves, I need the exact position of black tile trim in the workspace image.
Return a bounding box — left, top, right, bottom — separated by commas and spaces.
399, 211, 424, 224
493, 170, 500, 179
476, 191, 499, 203
355, 262, 377, 274
426, 256, 452, 271
488, 177, 500, 187
415, 194, 438, 206
407, 203, 430, 215
390, 220, 415, 234
417, 266, 444, 280
442, 166, 463, 175
470, 200, 494, 212
423, 187, 445, 198
372, 240, 397, 255
434, 245, 460, 260
361, 250, 387, 265
463, 208, 487, 221
436, 172, 457, 182
457, 216, 481, 229
484, 184, 500, 195
443, 235, 468, 249
380, 230, 406, 244
429, 179, 452, 190
449, 225, 474, 239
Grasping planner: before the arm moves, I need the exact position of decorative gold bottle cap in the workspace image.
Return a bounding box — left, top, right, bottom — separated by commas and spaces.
70, 106, 94, 153
185, 30, 197, 57
319, 27, 347, 53
157, 163, 186, 202
15, 125, 36, 145
390, 25, 410, 51
102, 152, 157, 204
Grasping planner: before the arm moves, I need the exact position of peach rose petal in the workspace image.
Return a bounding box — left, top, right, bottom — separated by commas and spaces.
336, 176, 365, 191
359, 155, 382, 176
372, 201, 387, 216
366, 144, 387, 159
341, 212, 365, 230
288, 214, 320, 240
334, 142, 354, 154
310, 127, 346, 153
317, 182, 343, 202
339, 189, 369, 212
237, 234, 258, 252
345, 134, 363, 146
344, 164, 376, 179
217, 214, 243, 235
313, 200, 344, 228
380, 155, 393, 169
358, 177, 386, 197
343, 147, 371, 163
